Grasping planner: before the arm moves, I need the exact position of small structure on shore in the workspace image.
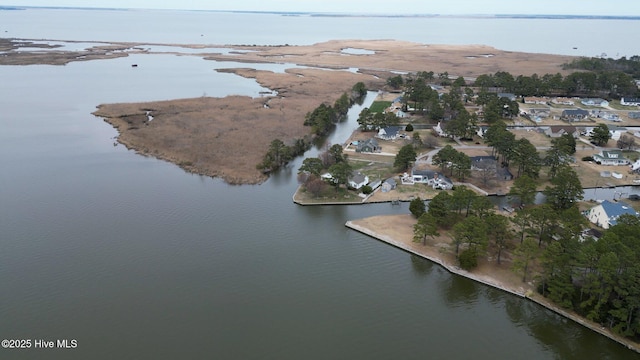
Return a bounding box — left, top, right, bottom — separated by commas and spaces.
381, 178, 397, 192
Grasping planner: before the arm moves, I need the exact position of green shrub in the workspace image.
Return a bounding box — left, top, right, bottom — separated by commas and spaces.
458, 249, 478, 270
405, 123, 414, 132
361, 185, 373, 194
409, 197, 426, 218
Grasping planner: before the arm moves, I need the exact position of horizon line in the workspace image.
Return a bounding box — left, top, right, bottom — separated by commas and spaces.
1, 6, 639, 19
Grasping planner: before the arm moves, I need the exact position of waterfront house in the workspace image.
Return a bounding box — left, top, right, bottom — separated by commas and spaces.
355, 138, 381, 153
585, 200, 639, 229
581, 98, 609, 107
348, 172, 369, 190
561, 109, 589, 121
381, 178, 397, 192
470, 156, 513, 180
377, 126, 401, 140
593, 149, 630, 166
620, 97, 640, 106
410, 168, 453, 190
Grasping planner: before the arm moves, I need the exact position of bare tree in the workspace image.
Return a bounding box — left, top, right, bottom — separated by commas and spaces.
473, 158, 497, 186
423, 134, 439, 149
305, 176, 326, 198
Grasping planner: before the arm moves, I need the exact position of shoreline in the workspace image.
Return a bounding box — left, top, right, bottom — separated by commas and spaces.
345, 215, 640, 354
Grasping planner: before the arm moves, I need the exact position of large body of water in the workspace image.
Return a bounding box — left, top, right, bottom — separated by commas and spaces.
1, 8, 639, 359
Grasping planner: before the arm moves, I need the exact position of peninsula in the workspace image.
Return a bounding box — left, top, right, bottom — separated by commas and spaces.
0, 37, 574, 184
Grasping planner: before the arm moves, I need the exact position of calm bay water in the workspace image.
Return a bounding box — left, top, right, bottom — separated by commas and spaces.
1, 8, 639, 359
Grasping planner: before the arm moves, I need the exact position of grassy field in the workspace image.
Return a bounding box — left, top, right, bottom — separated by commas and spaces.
368, 100, 392, 113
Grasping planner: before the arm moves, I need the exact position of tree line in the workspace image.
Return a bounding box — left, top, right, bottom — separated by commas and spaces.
563, 55, 640, 79
474, 70, 638, 98
258, 82, 367, 173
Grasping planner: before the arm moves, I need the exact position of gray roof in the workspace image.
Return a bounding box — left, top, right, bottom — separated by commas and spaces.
381, 126, 400, 137
562, 109, 589, 116
350, 173, 367, 184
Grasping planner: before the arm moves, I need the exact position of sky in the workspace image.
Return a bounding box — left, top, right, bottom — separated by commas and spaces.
0, 0, 639, 16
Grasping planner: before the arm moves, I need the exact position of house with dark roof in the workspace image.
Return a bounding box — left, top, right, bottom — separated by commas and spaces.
381, 178, 397, 192
593, 149, 630, 166
561, 109, 589, 122
470, 156, 513, 180
355, 138, 381, 153
620, 97, 640, 106
376, 126, 401, 140
586, 200, 639, 229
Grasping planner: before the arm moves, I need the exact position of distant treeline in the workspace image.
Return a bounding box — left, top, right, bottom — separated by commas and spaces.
564, 55, 640, 79
473, 70, 638, 98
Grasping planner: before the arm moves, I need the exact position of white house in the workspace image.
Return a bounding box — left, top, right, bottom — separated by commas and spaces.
591, 110, 620, 122
581, 98, 609, 107
585, 200, 639, 229
433, 121, 447, 137
608, 125, 628, 141
377, 126, 401, 140
593, 150, 630, 166
348, 172, 369, 190
620, 97, 640, 106
476, 125, 489, 138
410, 168, 453, 190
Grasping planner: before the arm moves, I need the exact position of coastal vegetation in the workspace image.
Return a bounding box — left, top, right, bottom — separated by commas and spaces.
260, 82, 368, 174
563, 55, 640, 78
406, 162, 640, 342
473, 70, 638, 98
